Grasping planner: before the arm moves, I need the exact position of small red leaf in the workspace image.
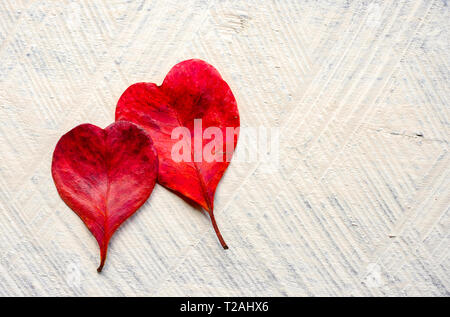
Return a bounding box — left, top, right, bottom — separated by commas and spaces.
52, 121, 158, 272
116, 59, 239, 249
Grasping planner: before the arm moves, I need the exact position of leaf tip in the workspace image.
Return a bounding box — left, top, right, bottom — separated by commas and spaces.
97, 255, 106, 273
97, 239, 108, 273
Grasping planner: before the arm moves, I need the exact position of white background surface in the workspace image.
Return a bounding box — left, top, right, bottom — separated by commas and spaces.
0, 0, 449, 296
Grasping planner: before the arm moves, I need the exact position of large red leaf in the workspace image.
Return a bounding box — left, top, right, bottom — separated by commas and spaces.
116, 59, 239, 249
52, 121, 158, 272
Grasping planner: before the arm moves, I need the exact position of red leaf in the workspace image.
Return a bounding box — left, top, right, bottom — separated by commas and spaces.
52, 121, 158, 272
116, 59, 239, 249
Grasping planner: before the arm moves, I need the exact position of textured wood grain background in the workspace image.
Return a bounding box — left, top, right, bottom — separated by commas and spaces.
0, 0, 448, 296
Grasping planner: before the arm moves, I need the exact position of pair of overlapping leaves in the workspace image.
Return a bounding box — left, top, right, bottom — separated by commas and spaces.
52, 60, 239, 271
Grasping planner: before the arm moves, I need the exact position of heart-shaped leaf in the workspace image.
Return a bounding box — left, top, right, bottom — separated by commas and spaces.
116, 59, 239, 249
52, 121, 158, 271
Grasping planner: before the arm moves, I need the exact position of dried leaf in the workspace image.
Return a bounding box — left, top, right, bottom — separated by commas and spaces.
52, 121, 158, 271
116, 59, 239, 248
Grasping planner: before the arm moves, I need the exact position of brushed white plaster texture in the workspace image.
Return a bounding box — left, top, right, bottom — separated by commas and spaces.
0, 0, 449, 296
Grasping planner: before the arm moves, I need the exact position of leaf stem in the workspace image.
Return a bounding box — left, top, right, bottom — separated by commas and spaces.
97, 241, 108, 273
97, 260, 105, 273
209, 212, 228, 249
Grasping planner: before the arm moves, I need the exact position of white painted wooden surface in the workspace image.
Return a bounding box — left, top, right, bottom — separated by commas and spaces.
0, 0, 449, 296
